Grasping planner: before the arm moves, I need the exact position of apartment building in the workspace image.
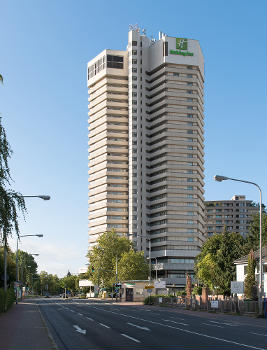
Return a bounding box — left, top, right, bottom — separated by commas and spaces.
87, 27, 205, 287
205, 195, 259, 237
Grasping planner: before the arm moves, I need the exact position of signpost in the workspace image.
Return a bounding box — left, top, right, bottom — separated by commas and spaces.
231, 281, 244, 294
145, 285, 154, 289
210, 300, 219, 309
154, 281, 166, 289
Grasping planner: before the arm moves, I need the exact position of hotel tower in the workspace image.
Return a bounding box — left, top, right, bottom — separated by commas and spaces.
87, 27, 205, 287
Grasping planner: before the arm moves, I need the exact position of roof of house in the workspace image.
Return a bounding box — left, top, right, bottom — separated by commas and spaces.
234, 246, 267, 264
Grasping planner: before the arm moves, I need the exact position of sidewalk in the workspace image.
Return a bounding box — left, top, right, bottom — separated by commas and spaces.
0, 301, 56, 350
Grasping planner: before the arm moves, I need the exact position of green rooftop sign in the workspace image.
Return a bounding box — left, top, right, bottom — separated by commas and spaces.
170, 37, 194, 57
176, 38, 188, 50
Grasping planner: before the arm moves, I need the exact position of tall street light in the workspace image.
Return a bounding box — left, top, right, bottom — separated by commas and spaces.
22, 195, 50, 201
214, 175, 263, 310
16, 234, 43, 304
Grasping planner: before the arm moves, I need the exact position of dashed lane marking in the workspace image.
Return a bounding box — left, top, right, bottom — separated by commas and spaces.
99, 323, 110, 329
127, 322, 150, 331
202, 322, 224, 328
121, 334, 141, 343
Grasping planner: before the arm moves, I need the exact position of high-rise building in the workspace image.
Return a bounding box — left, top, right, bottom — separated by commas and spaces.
87, 27, 205, 287
205, 195, 259, 237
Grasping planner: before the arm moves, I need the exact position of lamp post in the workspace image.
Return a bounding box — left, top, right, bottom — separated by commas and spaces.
16, 235, 43, 304
214, 175, 263, 311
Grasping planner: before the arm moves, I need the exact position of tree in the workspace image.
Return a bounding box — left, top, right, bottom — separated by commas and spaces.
0, 75, 27, 296
87, 230, 132, 288
117, 250, 149, 281
195, 230, 245, 295
60, 273, 79, 293
244, 213, 267, 254
17, 250, 38, 287
0, 245, 16, 288
244, 250, 257, 300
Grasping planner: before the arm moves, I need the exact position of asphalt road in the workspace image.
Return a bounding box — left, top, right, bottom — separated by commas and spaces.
37, 297, 267, 350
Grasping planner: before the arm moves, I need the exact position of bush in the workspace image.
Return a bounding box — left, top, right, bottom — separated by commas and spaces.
144, 295, 157, 305
0, 287, 15, 312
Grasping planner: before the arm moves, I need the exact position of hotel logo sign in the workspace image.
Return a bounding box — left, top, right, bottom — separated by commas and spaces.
176, 38, 188, 50
170, 37, 194, 57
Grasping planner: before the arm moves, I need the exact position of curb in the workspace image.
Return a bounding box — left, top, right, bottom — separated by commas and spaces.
38, 305, 59, 350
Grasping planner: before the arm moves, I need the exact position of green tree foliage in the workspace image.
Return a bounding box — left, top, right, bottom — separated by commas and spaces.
195, 230, 245, 295
35, 271, 61, 295
244, 250, 257, 300
244, 212, 267, 254
0, 76, 26, 246
60, 273, 79, 293
0, 245, 16, 288
118, 250, 149, 282
87, 230, 133, 288
17, 250, 38, 287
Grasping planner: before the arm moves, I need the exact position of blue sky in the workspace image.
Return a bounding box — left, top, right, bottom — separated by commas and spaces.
1, 0, 266, 277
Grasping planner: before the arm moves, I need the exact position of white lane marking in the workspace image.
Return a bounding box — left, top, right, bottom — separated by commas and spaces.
86, 317, 94, 321
99, 323, 110, 329
121, 334, 141, 343
78, 313, 83, 316
202, 322, 224, 328
73, 325, 86, 335
250, 332, 267, 337
209, 320, 238, 326
99, 308, 265, 350
127, 322, 150, 331
70, 310, 74, 312
162, 319, 188, 326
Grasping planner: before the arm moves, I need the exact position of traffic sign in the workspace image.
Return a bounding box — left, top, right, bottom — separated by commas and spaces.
147, 289, 152, 293
145, 285, 154, 289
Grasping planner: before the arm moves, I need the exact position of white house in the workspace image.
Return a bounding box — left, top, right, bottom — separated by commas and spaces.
234, 246, 267, 297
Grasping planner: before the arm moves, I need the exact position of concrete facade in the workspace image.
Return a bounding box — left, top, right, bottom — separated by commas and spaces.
205, 195, 259, 237
87, 28, 205, 287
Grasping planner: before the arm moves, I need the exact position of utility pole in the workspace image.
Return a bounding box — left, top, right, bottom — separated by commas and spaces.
115, 255, 118, 302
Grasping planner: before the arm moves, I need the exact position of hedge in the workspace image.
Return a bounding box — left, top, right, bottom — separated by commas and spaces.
0, 288, 15, 312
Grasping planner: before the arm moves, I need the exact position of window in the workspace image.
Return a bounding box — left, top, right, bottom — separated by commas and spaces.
132, 68, 137, 73
187, 74, 193, 78
132, 41, 137, 46
173, 72, 179, 76
132, 59, 137, 64
132, 50, 137, 55
107, 55, 123, 69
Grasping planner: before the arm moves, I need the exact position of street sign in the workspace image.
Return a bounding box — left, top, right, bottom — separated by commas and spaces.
145, 285, 154, 289
210, 300, 219, 309
154, 281, 166, 289
147, 289, 152, 293
231, 281, 244, 294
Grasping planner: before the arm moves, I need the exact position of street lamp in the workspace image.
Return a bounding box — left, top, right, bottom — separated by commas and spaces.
22, 195, 50, 201
16, 234, 43, 304
214, 174, 263, 310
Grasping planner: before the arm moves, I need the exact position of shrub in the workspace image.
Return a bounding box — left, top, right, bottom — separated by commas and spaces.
0, 287, 15, 312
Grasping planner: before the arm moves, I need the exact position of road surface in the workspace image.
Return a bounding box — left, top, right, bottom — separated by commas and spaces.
36, 297, 266, 350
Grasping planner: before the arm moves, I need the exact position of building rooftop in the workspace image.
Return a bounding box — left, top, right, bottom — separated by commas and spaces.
234, 246, 267, 264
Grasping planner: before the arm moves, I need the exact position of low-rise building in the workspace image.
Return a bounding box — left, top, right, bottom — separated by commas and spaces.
234, 246, 267, 297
